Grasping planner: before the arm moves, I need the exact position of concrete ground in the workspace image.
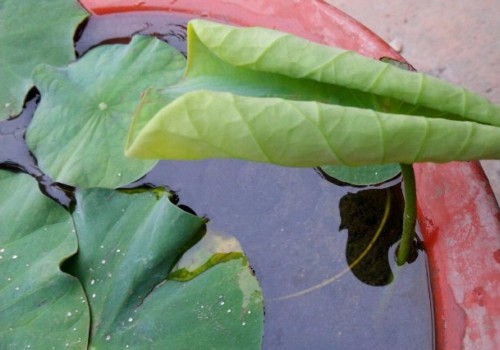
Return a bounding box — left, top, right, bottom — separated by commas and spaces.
326, 0, 500, 203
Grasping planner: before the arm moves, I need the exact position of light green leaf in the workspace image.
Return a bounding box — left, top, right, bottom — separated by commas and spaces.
126, 90, 500, 166
26, 35, 186, 188
128, 19, 455, 149
0, 0, 88, 120
188, 20, 500, 127
318, 58, 412, 186
126, 20, 500, 168
67, 187, 264, 349
0, 170, 89, 350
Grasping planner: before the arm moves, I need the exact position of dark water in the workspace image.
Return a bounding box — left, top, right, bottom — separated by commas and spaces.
0, 12, 434, 350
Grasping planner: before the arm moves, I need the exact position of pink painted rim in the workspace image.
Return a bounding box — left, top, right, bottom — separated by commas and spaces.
80, 1, 500, 349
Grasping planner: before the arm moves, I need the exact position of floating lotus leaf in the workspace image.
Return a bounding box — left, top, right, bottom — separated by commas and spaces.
27, 35, 186, 188
320, 164, 401, 186
0, 169, 89, 349
66, 187, 264, 349
0, 0, 88, 120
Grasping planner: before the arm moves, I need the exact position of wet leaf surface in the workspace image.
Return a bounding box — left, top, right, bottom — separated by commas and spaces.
65, 187, 264, 349
0, 170, 89, 349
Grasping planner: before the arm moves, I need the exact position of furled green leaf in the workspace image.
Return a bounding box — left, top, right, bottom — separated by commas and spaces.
318, 58, 413, 186
140, 21, 454, 115
26, 35, 186, 188
66, 187, 264, 349
126, 90, 500, 166
126, 20, 500, 168
0, 0, 88, 120
320, 164, 401, 186
0, 170, 89, 350
187, 20, 500, 127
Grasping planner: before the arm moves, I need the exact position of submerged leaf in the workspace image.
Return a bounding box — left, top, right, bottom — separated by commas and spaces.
26, 35, 186, 188
66, 187, 264, 349
169, 230, 246, 281
0, 0, 88, 120
320, 164, 401, 186
0, 170, 89, 349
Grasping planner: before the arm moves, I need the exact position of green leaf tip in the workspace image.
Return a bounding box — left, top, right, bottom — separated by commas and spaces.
127, 19, 500, 169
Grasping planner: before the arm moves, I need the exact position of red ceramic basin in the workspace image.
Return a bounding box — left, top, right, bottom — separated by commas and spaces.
79, 1, 500, 349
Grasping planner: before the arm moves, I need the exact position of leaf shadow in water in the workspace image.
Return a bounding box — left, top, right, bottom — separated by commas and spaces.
339, 186, 404, 286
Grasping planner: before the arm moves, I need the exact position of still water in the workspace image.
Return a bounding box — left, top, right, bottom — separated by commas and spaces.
0, 12, 434, 350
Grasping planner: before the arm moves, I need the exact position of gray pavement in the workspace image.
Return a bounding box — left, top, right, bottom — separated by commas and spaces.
327, 0, 500, 203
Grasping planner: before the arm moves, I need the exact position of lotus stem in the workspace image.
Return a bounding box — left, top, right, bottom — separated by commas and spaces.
397, 163, 417, 265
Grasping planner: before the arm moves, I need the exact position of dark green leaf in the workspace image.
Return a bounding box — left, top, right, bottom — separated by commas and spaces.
0, 170, 89, 349
26, 35, 186, 188
0, 0, 88, 120
67, 187, 264, 349
320, 164, 401, 186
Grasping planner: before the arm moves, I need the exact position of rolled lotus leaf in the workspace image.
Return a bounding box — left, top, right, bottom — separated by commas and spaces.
126, 91, 500, 166
126, 20, 500, 167
187, 19, 500, 127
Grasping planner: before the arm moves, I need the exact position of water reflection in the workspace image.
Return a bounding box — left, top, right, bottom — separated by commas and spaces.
339, 187, 403, 286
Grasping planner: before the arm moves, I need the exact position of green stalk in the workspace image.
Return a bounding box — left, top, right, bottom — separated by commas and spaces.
397, 163, 417, 265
